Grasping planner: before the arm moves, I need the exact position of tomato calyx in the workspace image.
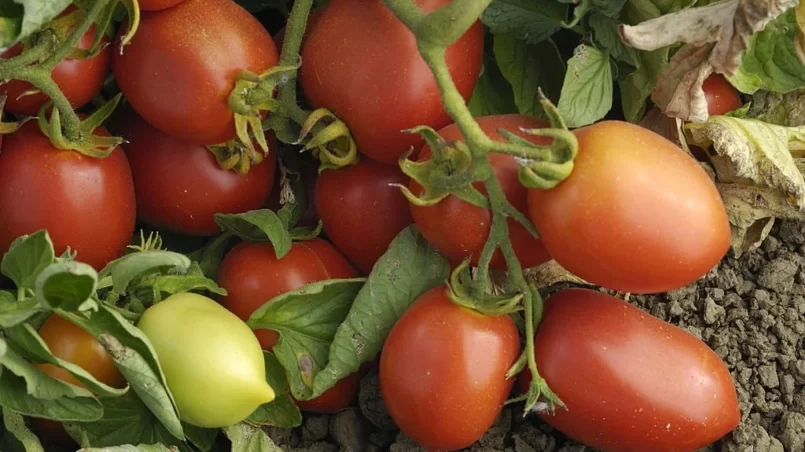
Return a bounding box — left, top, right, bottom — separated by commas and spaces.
206, 139, 268, 175
445, 259, 523, 316
397, 125, 490, 208
297, 108, 359, 171
36, 93, 125, 158
0, 94, 29, 135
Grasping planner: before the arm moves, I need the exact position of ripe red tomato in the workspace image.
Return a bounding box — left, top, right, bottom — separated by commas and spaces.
0, 121, 136, 270
299, 0, 483, 165
30, 315, 127, 444
379, 286, 520, 451
702, 74, 742, 116
216, 238, 360, 412
139, 0, 186, 11
112, 0, 278, 145
522, 288, 740, 452
527, 121, 730, 294
409, 115, 552, 270
109, 105, 276, 236
0, 16, 110, 116
315, 159, 413, 275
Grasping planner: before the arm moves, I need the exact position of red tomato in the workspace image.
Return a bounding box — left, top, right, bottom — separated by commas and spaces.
379, 286, 520, 451
409, 115, 552, 270
216, 238, 360, 412
527, 121, 730, 294
0, 121, 136, 270
522, 288, 740, 452
139, 0, 186, 11
0, 17, 110, 116
112, 0, 278, 145
110, 105, 276, 236
299, 0, 483, 165
702, 74, 742, 116
30, 315, 127, 444
316, 159, 413, 274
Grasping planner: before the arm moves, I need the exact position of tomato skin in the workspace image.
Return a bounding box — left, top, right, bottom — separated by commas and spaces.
0, 121, 136, 271
299, 0, 483, 165
315, 159, 413, 274
216, 238, 360, 411
0, 23, 110, 116
112, 0, 278, 145
527, 121, 730, 294
217, 238, 358, 350
524, 288, 740, 452
410, 115, 552, 270
110, 105, 277, 236
138, 0, 187, 11
702, 74, 742, 116
379, 286, 520, 451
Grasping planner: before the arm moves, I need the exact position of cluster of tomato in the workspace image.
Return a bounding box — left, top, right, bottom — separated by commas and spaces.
0, 0, 753, 450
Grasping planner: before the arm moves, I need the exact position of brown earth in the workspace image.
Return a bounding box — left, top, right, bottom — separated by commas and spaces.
267, 219, 805, 452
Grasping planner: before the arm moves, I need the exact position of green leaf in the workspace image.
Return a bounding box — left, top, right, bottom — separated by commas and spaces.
0, 337, 6, 360
77, 445, 176, 452
2, 408, 44, 452
726, 103, 752, 119
588, 13, 640, 67
186, 233, 236, 279
64, 306, 184, 441
619, 48, 669, 123
468, 57, 518, 117
557, 45, 613, 127
214, 210, 292, 259
299, 227, 448, 400
493, 34, 564, 119
3, 322, 127, 397
0, 0, 72, 51
247, 352, 302, 428
0, 292, 40, 328
183, 424, 218, 452
481, 0, 567, 45
223, 423, 282, 452
729, 8, 805, 94
0, 344, 102, 422
35, 262, 97, 312
66, 395, 191, 452
1, 230, 55, 291
248, 279, 365, 400
100, 251, 192, 295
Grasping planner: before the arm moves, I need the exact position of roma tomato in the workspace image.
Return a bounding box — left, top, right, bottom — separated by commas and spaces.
524, 288, 740, 452
139, 0, 186, 11
379, 286, 520, 451
527, 121, 730, 294
702, 74, 742, 116
30, 315, 127, 444
112, 0, 278, 145
0, 13, 110, 116
410, 115, 552, 270
315, 159, 413, 274
110, 105, 276, 236
137, 292, 275, 428
0, 121, 136, 270
216, 238, 360, 412
299, 0, 483, 164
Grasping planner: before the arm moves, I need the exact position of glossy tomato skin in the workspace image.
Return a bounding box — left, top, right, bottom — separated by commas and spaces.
0, 22, 110, 116
527, 288, 740, 452
216, 238, 360, 412
702, 74, 742, 116
379, 286, 520, 451
299, 0, 483, 165
316, 159, 413, 275
139, 0, 187, 11
112, 0, 278, 145
527, 121, 730, 294
0, 122, 136, 270
111, 105, 276, 236
410, 115, 552, 270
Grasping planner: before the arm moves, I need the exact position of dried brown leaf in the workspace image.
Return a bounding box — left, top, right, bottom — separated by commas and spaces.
523, 260, 590, 290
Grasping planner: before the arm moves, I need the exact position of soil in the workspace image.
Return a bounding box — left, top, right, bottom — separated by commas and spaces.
266, 219, 805, 452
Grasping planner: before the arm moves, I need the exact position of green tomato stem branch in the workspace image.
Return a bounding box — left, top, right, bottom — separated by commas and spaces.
41, 0, 108, 71
418, 0, 493, 46
275, 0, 314, 126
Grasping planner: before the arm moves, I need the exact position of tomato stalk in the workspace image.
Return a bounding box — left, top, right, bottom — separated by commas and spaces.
380, 0, 576, 414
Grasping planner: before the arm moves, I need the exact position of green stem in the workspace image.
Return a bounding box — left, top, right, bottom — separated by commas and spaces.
13, 67, 81, 138
418, 0, 492, 46
378, 0, 426, 29
274, 0, 314, 128
41, 0, 108, 71
0, 37, 51, 72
